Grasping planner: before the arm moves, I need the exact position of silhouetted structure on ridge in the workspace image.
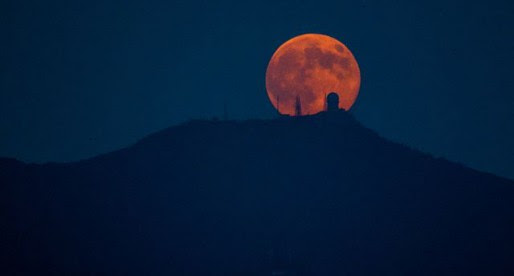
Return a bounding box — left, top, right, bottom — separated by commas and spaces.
295, 96, 302, 116
276, 96, 281, 115
1, 111, 514, 275
326, 92, 340, 112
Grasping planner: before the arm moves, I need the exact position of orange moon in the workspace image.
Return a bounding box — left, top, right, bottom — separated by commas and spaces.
265, 34, 361, 115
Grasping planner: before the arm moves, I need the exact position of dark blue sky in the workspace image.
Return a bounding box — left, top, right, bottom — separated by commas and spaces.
1, 0, 513, 179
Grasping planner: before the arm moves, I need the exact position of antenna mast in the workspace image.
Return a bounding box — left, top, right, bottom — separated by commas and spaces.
295, 96, 302, 116
276, 95, 280, 115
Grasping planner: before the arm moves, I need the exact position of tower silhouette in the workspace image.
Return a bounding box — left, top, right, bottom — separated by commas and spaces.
326, 92, 340, 112
295, 96, 302, 116
276, 95, 281, 115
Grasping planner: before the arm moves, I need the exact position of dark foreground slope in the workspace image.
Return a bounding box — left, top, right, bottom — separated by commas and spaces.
1, 112, 513, 275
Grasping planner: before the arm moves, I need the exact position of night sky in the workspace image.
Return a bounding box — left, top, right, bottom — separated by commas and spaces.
1, 0, 513, 179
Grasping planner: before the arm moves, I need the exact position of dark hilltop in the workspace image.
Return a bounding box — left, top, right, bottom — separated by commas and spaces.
1, 111, 514, 275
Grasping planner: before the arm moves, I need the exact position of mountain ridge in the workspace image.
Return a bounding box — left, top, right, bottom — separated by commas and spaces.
1, 112, 510, 184
1, 111, 513, 275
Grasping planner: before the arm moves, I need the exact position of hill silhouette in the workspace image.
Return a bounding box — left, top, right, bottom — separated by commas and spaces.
1, 111, 513, 275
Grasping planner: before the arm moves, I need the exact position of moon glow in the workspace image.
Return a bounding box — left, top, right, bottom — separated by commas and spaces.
265, 34, 361, 115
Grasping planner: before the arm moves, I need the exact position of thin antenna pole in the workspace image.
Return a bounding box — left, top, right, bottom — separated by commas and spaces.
295, 96, 302, 116
276, 95, 280, 115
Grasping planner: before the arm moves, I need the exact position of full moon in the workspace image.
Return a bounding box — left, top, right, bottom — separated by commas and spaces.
265, 34, 361, 115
